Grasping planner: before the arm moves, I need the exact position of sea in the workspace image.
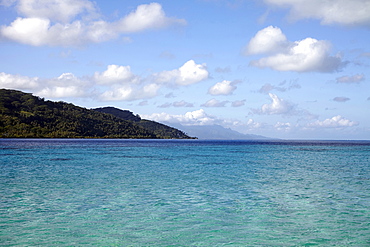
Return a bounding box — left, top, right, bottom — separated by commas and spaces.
1, 139, 369, 246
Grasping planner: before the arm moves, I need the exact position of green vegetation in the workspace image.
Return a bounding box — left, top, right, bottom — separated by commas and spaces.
0, 89, 194, 139
94, 107, 192, 139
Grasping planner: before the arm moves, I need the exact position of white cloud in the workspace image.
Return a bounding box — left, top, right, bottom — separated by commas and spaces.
0, 71, 91, 98
144, 109, 265, 134
154, 60, 209, 86
245, 118, 263, 129
243, 26, 287, 55
99, 83, 160, 101
36, 72, 91, 98
37, 85, 85, 98
307, 115, 358, 128
0, 17, 118, 46
144, 109, 219, 126
177, 60, 209, 85
94, 65, 138, 85
336, 74, 365, 84
0, 58, 211, 102
208, 80, 238, 95
274, 121, 292, 131
263, 0, 370, 27
245, 26, 345, 72
1, 17, 51, 46
0, 72, 39, 89
0, 2, 186, 46
115, 3, 186, 33
253, 93, 295, 115
201, 98, 229, 107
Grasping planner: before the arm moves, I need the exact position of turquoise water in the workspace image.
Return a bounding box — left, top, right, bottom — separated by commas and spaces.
1, 139, 370, 246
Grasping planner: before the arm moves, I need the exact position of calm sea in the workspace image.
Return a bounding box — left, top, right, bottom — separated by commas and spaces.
1, 139, 370, 246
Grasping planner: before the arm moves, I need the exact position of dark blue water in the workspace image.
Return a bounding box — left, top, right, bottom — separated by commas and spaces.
1, 139, 370, 246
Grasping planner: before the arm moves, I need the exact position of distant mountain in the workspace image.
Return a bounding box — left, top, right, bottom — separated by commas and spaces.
166, 123, 270, 140
0, 89, 193, 139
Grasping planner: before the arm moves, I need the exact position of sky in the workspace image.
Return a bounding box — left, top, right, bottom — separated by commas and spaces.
1, 0, 369, 140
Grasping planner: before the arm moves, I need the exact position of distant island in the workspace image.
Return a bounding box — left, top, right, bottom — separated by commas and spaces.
0, 89, 194, 139
167, 123, 270, 140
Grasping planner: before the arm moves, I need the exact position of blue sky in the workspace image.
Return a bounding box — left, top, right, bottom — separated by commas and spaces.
1, 0, 369, 139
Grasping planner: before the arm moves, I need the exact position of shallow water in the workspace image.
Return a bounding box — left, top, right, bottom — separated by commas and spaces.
1, 139, 370, 246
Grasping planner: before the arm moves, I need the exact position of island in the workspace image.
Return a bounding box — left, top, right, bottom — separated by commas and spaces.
0, 89, 195, 139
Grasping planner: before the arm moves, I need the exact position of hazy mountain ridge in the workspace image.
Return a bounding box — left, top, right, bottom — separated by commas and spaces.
165, 123, 271, 140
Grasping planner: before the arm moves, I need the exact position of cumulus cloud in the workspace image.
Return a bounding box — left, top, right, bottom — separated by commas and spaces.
94, 65, 138, 85
144, 109, 218, 126
208, 80, 239, 95
307, 115, 358, 128
245, 26, 345, 73
262, 0, 370, 27
93, 64, 160, 101
333, 96, 350, 102
0, 1, 186, 46
154, 60, 209, 86
243, 25, 288, 55
99, 83, 160, 101
336, 74, 365, 84
0, 71, 91, 98
0, 59, 210, 101
275, 122, 292, 131
0, 72, 39, 90
253, 93, 295, 115
36, 72, 91, 98
201, 98, 229, 107
115, 3, 186, 33
245, 118, 263, 129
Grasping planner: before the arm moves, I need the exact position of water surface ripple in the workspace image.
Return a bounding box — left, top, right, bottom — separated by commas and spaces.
1, 139, 369, 246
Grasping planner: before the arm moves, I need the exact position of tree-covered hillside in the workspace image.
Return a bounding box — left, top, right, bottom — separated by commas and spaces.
94, 107, 141, 122
0, 89, 193, 139
94, 107, 192, 139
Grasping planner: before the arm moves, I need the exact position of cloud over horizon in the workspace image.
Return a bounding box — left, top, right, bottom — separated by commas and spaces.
0, 60, 209, 101
306, 115, 358, 128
